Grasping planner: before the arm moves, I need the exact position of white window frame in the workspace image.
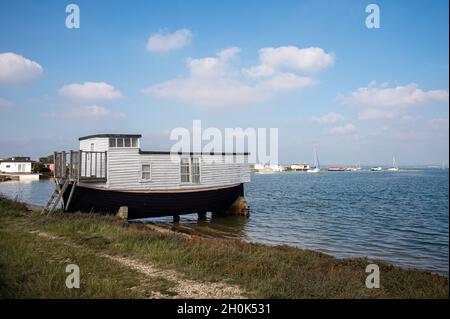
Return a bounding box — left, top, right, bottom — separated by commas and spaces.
180, 156, 201, 184
180, 157, 191, 183
191, 157, 201, 184
140, 162, 152, 182
108, 137, 139, 148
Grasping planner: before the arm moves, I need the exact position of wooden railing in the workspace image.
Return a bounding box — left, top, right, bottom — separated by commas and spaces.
54, 150, 107, 182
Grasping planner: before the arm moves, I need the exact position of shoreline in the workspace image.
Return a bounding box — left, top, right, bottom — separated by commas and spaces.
0, 197, 448, 298
21, 199, 448, 277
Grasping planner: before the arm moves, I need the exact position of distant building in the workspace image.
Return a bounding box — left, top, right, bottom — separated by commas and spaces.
0, 157, 33, 173
290, 163, 309, 171
39, 154, 55, 172
252, 163, 284, 173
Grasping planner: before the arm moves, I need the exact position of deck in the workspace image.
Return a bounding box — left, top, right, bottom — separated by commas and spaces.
54, 150, 107, 182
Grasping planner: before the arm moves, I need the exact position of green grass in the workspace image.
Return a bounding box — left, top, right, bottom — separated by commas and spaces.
0, 198, 448, 298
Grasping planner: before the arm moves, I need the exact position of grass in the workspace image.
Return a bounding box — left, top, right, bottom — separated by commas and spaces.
0, 197, 448, 298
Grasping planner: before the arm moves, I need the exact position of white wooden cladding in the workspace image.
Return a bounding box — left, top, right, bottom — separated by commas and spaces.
79, 138, 250, 190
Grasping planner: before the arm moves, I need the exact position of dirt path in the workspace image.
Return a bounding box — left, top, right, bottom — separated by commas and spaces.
29, 230, 246, 299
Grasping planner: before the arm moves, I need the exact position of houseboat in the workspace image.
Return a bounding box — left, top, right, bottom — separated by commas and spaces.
46, 134, 251, 220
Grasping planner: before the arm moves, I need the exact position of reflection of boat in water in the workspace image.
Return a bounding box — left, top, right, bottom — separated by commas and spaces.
370, 166, 383, 171
328, 167, 346, 172
387, 157, 399, 172
155, 213, 249, 239
307, 149, 320, 173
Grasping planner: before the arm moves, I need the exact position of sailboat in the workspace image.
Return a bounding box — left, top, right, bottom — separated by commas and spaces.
387, 156, 399, 172
307, 149, 320, 173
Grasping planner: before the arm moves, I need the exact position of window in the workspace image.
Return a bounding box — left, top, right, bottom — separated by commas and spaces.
180, 157, 200, 184
192, 157, 200, 184
141, 164, 151, 180
109, 137, 139, 148
6, 165, 10, 168
180, 158, 190, 183
90, 143, 95, 151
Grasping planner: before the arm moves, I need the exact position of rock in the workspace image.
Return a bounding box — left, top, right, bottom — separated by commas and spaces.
117, 206, 128, 220
228, 196, 250, 216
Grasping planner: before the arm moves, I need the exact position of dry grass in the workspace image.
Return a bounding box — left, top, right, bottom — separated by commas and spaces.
0, 197, 448, 299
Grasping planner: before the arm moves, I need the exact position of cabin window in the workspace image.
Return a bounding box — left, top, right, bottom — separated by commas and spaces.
180, 157, 200, 184
108, 137, 139, 148
6, 165, 10, 168
141, 164, 151, 180
90, 143, 95, 151
192, 157, 200, 184
180, 158, 190, 183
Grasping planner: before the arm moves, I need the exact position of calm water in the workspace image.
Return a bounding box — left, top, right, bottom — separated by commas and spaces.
0, 170, 448, 275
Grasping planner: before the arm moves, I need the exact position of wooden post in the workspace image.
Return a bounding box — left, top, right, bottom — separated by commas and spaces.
173, 215, 180, 223
117, 206, 128, 220
198, 211, 207, 220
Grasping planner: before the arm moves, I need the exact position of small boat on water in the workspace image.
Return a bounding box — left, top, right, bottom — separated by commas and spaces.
370, 166, 383, 171
307, 149, 320, 173
290, 163, 309, 172
328, 167, 346, 172
387, 157, 399, 172
44, 134, 251, 219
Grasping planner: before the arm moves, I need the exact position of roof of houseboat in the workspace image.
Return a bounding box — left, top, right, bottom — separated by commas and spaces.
79, 134, 142, 141
139, 150, 250, 155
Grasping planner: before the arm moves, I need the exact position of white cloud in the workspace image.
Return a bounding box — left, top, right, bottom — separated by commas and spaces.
143, 46, 324, 107
59, 82, 123, 100
340, 83, 449, 120
243, 46, 334, 77
260, 73, 316, 92
57, 105, 125, 119
311, 112, 345, 124
0, 98, 13, 108
429, 118, 449, 130
392, 131, 429, 141
146, 28, 192, 53
330, 124, 356, 135
0, 52, 43, 84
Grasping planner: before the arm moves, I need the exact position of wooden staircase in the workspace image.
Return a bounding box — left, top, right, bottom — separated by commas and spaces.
41, 179, 77, 215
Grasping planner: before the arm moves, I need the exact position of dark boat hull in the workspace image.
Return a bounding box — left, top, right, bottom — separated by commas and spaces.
61, 183, 244, 219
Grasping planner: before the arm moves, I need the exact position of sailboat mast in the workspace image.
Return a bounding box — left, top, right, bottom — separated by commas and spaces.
315, 149, 320, 168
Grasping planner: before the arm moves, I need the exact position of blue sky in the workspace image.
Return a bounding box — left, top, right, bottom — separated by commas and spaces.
0, 0, 448, 166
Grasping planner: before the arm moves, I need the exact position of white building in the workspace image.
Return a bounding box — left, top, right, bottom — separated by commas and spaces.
0, 157, 32, 173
